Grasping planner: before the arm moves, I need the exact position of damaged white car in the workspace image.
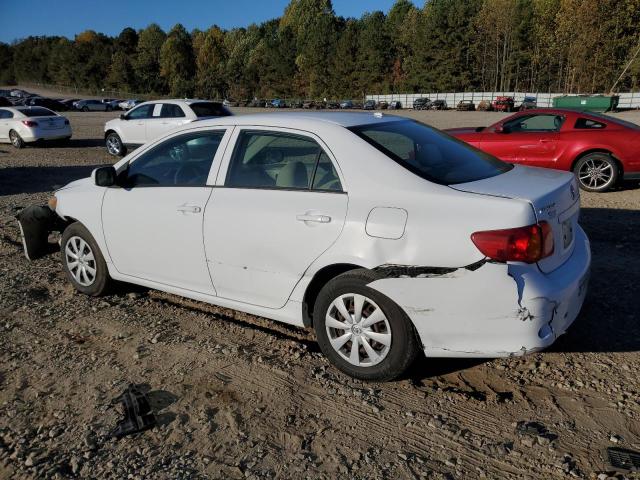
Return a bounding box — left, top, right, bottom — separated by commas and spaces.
18, 112, 590, 381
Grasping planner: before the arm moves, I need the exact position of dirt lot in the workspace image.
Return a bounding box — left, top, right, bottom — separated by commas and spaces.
1, 105, 639, 480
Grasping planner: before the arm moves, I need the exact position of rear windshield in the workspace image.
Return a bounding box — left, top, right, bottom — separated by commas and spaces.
190, 102, 232, 118
349, 120, 511, 185
16, 107, 56, 117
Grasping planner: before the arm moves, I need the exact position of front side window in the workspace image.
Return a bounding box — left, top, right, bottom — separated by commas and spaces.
121, 130, 225, 187
350, 120, 511, 185
504, 114, 564, 132
226, 130, 342, 191
127, 104, 154, 120
160, 104, 185, 118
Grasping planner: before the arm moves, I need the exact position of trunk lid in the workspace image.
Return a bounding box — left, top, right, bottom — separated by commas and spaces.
38, 116, 66, 130
451, 165, 580, 273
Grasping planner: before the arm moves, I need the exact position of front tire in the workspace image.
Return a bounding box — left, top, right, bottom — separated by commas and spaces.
9, 130, 24, 149
573, 153, 618, 192
105, 132, 126, 156
61, 222, 111, 296
314, 270, 420, 381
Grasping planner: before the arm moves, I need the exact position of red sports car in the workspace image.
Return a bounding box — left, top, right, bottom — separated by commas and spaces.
446, 108, 640, 192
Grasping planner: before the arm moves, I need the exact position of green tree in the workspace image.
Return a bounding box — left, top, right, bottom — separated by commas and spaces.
160, 24, 195, 96
135, 24, 167, 93
195, 26, 228, 99
0, 43, 15, 84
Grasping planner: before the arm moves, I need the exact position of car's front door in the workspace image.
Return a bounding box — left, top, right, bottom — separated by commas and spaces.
123, 104, 155, 145
203, 127, 347, 309
481, 113, 564, 167
101, 128, 230, 295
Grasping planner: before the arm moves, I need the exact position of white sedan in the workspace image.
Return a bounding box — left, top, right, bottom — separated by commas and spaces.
104, 99, 232, 156
21, 113, 590, 381
0, 106, 72, 148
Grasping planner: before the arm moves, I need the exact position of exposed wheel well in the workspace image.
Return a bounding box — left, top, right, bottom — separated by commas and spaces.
571, 149, 624, 177
104, 129, 117, 140
302, 263, 365, 328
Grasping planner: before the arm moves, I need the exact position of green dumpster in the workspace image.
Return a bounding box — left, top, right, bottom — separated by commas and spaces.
552, 95, 619, 112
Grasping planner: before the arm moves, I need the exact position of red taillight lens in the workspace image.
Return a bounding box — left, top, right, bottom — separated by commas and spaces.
471, 222, 554, 263
22, 120, 38, 127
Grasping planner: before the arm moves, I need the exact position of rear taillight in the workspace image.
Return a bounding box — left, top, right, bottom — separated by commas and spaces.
22, 120, 38, 127
471, 222, 554, 263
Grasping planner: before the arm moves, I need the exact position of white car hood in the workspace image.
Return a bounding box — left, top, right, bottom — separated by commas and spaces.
56, 176, 93, 192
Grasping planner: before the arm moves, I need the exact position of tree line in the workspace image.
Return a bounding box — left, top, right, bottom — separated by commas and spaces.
1, 0, 640, 100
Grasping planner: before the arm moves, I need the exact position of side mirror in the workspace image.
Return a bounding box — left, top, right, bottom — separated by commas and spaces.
93, 166, 117, 187
120, 113, 126, 120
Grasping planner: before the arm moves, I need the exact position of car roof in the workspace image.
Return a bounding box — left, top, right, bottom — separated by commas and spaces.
136, 99, 224, 107
193, 112, 408, 129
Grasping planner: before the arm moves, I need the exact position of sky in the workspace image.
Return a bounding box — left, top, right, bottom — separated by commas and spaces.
0, 0, 419, 43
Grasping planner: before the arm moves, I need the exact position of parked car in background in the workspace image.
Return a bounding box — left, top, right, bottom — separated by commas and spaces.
34, 112, 590, 381
104, 99, 232, 156
75, 99, 112, 112
388, 101, 402, 110
520, 96, 538, 110
378, 101, 389, 110
457, 100, 475, 111
492, 96, 515, 112
269, 99, 287, 108
430, 99, 447, 110
477, 100, 492, 111
288, 99, 303, 108
0, 97, 11, 107
223, 99, 239, 107
413, 97, 431, 110
60, 99, 80, 109
302, 100, 317, 109
118, 99, 142, 110
363, 99, 376, 110
10, 89, 30, 98
340, 100, 353, 109
0, 106, 72, 148
446, 108, 640, 192
24, 97, 69, 112
326, 101, 340, 109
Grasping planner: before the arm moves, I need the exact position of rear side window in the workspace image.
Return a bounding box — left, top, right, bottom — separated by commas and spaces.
15, 107, 55, 117
0, 109, 13, 119
160, 104, 185, 118
575, 118, 606, 129
226, 131, 342, 191
127, 104, 154, 120
190, 102, 232, 118
349, 120, 511, 185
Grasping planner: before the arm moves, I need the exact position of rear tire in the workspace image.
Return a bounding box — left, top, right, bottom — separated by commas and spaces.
9, 130, 24, 149
60, 222, 111, 296
314, 269, 420, 381
105, 132, 126, 156
82, 106, 89, 112
573, 153, 618, 192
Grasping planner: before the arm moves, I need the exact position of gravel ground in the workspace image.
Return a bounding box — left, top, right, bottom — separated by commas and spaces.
1, 105, 639, 480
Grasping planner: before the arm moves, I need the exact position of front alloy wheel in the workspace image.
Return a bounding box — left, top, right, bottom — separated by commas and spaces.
105, 133, 125, 156
574, 153, 618, 192
64, 236, 97, 287
60, 222, 111, 296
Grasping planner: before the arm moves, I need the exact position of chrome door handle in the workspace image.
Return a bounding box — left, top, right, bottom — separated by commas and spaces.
296, 214, 331, 223
177, 205, 201, 214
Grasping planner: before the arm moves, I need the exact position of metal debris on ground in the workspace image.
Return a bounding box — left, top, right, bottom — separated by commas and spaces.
111, 384, 157, 438
607, 447, 640, 472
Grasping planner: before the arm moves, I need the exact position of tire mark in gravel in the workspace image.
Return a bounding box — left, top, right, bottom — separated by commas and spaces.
219, 360, 532, 479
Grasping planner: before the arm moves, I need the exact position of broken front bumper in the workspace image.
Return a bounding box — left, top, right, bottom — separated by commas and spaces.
367, 226, 591, 358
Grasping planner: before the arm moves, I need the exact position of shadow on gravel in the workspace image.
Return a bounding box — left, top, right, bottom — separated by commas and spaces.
0, 164, 106, 196
135, 383, 178, 427
49, 139, 104, 148
551, 207, 639, 354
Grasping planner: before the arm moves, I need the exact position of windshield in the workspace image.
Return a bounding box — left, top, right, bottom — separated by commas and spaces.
190, 102, 232, 118
16, 107, 56, 117
349, 120, 511, 185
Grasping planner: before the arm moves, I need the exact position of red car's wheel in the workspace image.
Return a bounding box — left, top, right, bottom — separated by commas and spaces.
574, 153, 619, 193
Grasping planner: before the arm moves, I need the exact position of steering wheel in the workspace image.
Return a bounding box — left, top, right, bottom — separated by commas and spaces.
174, 164, 201, 185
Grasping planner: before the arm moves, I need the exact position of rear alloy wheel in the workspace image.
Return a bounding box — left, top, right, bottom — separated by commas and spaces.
82, 106, 89, 112
314, 270, 419, 381
574, 153, 618, 192
9, 130, 24, 149
105, 132, 126, 156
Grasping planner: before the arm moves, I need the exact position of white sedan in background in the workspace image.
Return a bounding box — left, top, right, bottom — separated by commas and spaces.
0, 106, 72, 148
21, 113, 590, 381
104, 99, 232, 156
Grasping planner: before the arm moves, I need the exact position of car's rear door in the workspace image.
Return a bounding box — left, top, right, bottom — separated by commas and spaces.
101, 128, 231, 294
147, 103, 187, 141
123, 104, 155, 145
203, 127, 347, 309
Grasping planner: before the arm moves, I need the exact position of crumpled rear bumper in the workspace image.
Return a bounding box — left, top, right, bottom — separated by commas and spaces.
367, 226, 591, 358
